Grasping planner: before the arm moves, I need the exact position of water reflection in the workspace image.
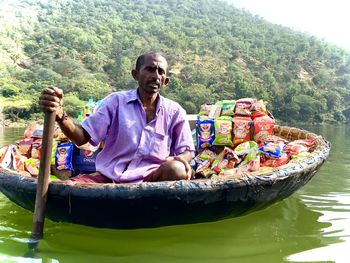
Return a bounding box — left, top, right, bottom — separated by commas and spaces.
287, 124, 350, 262
1, 125, 350, 262
0, 194, 331, 263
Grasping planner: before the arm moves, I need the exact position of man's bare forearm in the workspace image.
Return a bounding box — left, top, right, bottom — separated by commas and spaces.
56, 114, 90, 146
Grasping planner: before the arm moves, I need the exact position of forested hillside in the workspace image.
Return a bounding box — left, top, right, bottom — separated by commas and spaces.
1, 0, 350, 124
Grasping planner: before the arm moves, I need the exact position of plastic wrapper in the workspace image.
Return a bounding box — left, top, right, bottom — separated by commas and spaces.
211, 147, 240, 174
31, 139, 42, 159
259, 134, 288, 144
17, 138, 34, 157
196, 117, 215, 150
194, 149, 217, 175
233, 116, 252, 145
259, 141, 286, 158
235, 98, 257, 116
213, 116, 233, 146
261, 152, 290, 167
24, 158, 40, 177
234, 141, 258, 156
23, 124, 41, 139
253, 114, 275, 143
14, 154, 27, 171
223, 155, 260, 177
194, 148, 217, 163
217, 100, 236, 116
55, 142, 74, 171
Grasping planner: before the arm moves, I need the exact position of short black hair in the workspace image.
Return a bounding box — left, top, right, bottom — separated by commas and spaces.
135, 52, 165, 71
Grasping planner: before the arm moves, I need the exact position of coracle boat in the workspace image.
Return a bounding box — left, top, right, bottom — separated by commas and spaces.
0, 125, 330, 229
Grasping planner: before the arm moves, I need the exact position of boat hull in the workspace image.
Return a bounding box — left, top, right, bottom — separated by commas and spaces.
0, 125, 330, 229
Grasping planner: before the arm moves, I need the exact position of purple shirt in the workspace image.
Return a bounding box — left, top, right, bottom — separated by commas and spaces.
82, 89, 195, 183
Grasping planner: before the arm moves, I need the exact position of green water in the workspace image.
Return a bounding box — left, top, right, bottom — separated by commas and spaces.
0, 125, 349, 263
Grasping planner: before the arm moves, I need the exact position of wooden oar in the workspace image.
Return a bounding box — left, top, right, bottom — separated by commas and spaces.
28, 111, 56, 250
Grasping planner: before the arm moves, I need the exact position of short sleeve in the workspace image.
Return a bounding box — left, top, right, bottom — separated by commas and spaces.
170, 106, 195, 155
82, 95, 116, 146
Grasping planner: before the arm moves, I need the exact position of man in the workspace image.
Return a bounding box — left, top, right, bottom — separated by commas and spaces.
40, 52, 195, 183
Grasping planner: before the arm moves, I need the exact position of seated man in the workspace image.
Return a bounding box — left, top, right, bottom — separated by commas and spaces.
40, 52, 195, 183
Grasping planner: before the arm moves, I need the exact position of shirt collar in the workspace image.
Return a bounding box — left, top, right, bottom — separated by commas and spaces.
127, 88, 164, 114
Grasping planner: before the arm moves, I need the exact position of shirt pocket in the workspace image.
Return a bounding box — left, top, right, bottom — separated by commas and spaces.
149, 132, 170, 160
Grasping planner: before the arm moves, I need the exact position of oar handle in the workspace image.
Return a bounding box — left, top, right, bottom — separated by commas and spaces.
31, 111, 56, 240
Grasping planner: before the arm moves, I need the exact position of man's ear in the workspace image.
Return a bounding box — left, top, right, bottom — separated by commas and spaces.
163, 77, 170, 86
131, 69, 138, 80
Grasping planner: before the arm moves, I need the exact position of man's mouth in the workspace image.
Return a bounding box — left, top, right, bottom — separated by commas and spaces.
148, 83, 160, 88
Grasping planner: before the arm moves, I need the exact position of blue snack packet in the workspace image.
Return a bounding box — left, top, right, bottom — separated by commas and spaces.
196, 117, 215, 150
55, 142, 74, 171
258, 141, 285, 158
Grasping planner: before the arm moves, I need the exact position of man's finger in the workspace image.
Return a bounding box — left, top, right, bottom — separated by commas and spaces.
174, 156, 191, 180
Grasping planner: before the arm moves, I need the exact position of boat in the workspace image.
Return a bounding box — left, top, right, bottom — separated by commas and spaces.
0, 125, 330, 229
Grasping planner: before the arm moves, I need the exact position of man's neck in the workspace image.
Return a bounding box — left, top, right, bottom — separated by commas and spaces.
138, 88, 158, 108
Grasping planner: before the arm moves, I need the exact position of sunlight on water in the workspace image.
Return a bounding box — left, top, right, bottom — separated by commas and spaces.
288, 193, 350, 262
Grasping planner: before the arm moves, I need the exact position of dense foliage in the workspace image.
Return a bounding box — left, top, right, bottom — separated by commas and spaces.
1, 0, 350, 123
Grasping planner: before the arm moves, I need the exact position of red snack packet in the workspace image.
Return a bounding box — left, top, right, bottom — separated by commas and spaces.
253, 115, 275, 143
284, 139, 315, 155
235, 98, 257, 116
261, 152, 290, 167
17, 138, 34, 157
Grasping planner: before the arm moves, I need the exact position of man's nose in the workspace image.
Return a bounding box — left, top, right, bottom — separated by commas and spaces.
150, 69, 160, 80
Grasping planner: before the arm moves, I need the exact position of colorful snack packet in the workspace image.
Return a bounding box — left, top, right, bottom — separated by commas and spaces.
233, 116, 253, 145
217, 100, 236, 116
55, 142, 74, 171
213, 116, 233, 146
194, 148, 217, 163
253, 114, 275, 143
31, 139, 42, 159
234, 141, 258, 156
259, 141, 286, 158
24, 158, 40, 177
198, 104, 213, 116
235, 98, 257, 116
211, 147, 240, 173
284, 139, 315, 155
261, 152, 290, 167
196, 117, 215, 150
17, 138, 34, 157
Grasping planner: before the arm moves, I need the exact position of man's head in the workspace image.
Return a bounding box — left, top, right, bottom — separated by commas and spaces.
132, 52, 170, 95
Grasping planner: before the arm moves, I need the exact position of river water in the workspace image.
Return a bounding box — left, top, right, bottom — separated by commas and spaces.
0, 124, 349, 263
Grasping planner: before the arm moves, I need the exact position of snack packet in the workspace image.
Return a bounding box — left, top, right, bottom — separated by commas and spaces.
17, 138, 34, 157
211, 147, 240, 173
253, 114, 275, 143
213, 116, 233, 146
55, 142, 74, 171
196, 117, 215, 150
259, 141, 286, 158
218, 100, 236, 116
261, 152, 290, 167
233, 116, 252, 145
235, 98, 257, 116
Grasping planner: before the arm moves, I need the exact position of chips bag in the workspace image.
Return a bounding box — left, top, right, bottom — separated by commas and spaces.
253, 114, 275, 143
55, 142, 74, 171
196, 117, 215, 150
233, 116, 252, 145
213, 116, 233, 146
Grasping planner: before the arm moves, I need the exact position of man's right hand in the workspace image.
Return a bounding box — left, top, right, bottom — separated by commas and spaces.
39, 86, 64, 117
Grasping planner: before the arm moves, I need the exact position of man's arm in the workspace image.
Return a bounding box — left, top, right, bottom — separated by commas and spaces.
39, 86, 91, 146
165, 150, 193, 179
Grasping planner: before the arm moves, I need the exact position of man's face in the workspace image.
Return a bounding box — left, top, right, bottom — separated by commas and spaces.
133, 55, 169, 95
